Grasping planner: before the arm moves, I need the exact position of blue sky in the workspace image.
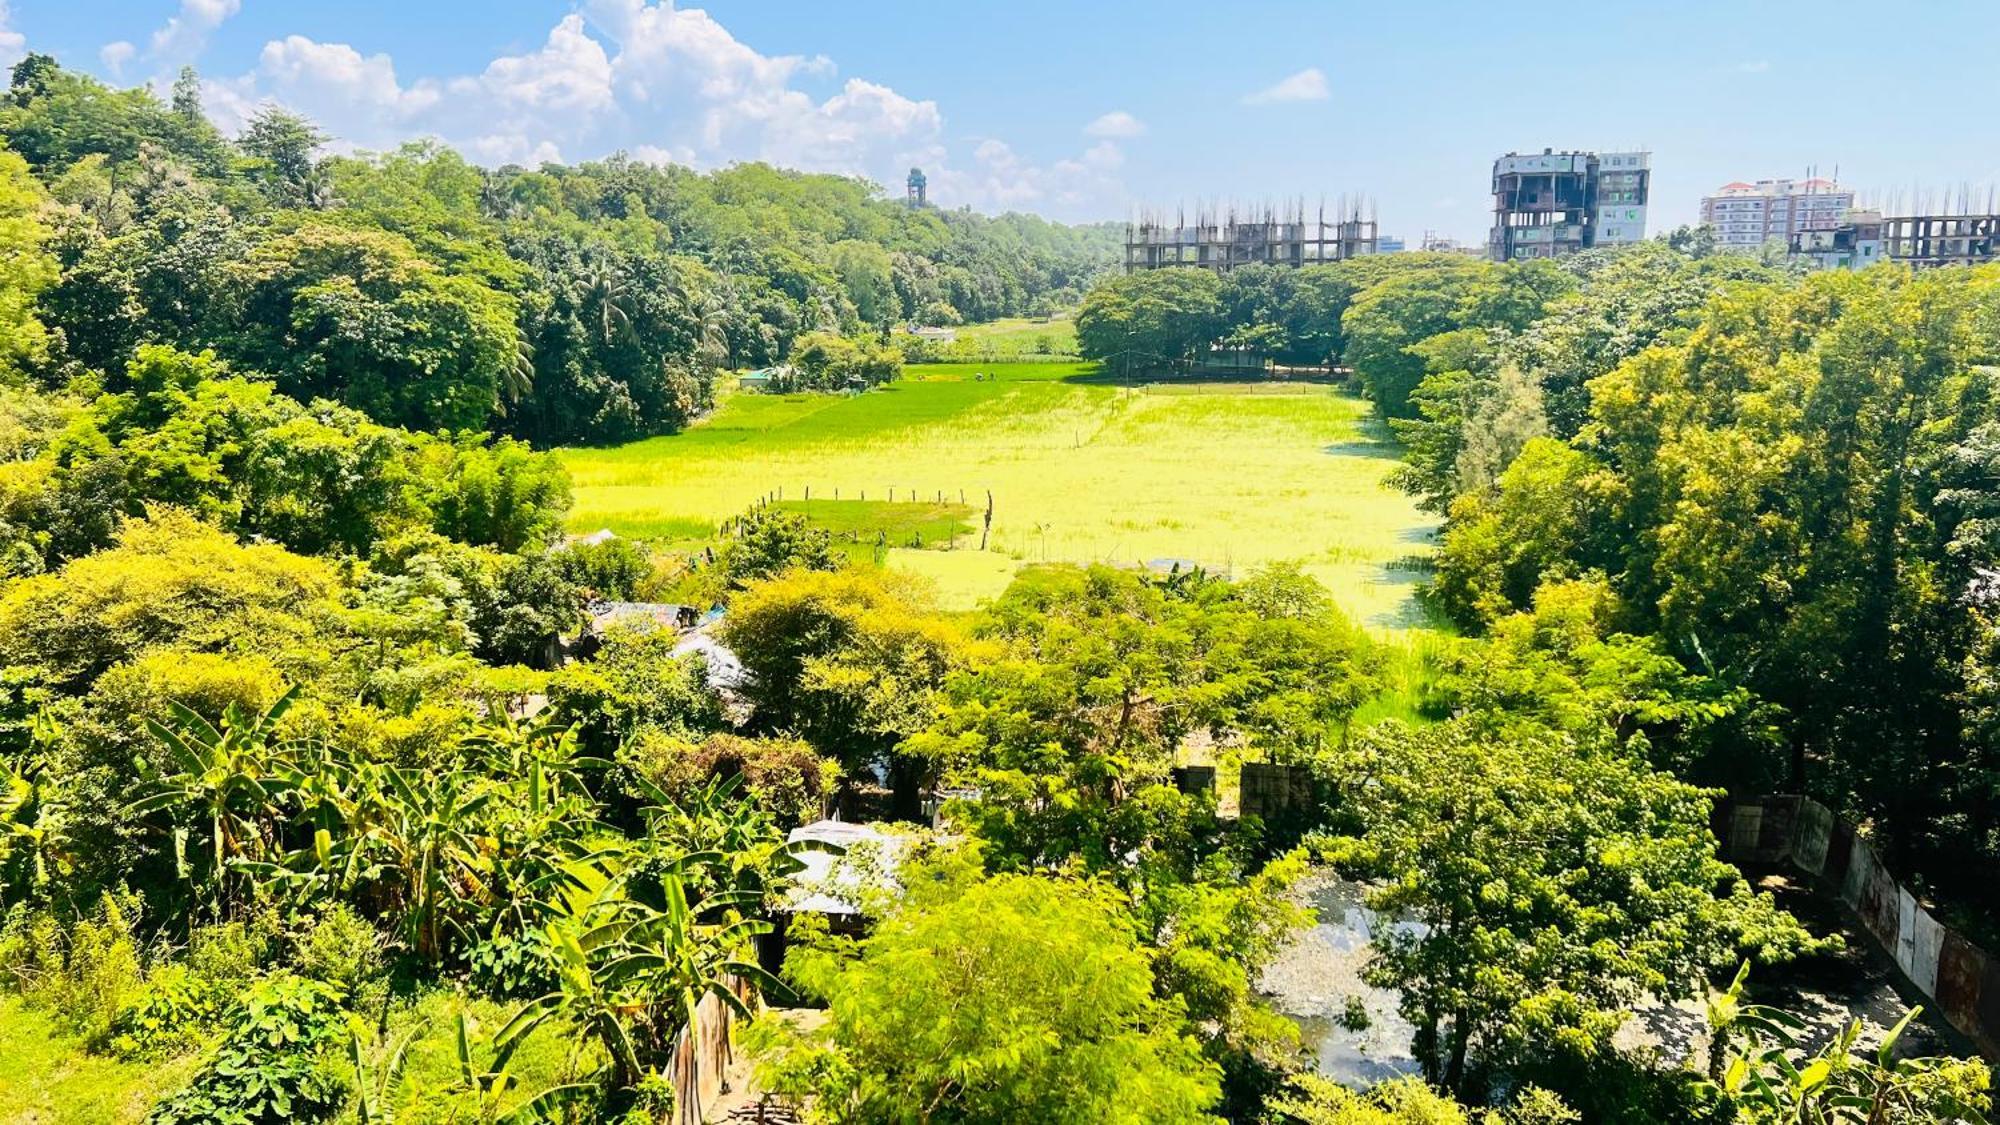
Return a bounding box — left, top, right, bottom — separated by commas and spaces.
4, 1, 1998, 240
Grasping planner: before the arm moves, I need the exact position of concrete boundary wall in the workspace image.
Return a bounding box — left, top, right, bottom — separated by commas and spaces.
1719, 796, 1999, 1059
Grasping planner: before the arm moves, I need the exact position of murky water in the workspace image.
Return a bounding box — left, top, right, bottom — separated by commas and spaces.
1257, 870, 1954, 1088
1257, 874, 1424, 1086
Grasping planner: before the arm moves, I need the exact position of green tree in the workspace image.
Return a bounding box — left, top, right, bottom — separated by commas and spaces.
232, 222, 518, 432
1322, 718, 1815, 1101
0, 140, 55, 380
1076, 268, 1226, 374
238, 106, 327, 207
751, 870, 1223, 1124
719, 567, 965, 816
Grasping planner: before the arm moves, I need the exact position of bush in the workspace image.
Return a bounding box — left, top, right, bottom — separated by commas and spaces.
466, 927, 557, 1000
551, 535, 653, 600
619, 730, 838, 827
111, 919, 267, 1058
146, 972, 349, 1125
0, 890, 147, 1048
714, 507, 840, 591
545, 624, 725, 754
290, 903, 382, 1004
109, 962, 228, 1058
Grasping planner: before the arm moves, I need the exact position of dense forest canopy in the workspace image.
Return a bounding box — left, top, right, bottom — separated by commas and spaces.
0, 48, 1993, 1125
0, 56, 1119, 446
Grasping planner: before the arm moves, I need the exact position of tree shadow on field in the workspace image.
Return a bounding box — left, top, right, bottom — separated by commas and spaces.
1322, 440, 1403, 461
1058, 367, 1352, 388
1365, 554, 1444, 631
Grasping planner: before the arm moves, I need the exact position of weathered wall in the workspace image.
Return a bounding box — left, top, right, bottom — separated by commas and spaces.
1719, 796, 1999, 1059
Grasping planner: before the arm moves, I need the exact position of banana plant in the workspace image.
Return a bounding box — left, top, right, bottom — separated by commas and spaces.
495, 866, 784, 1100
125, 686, 303, 917
350, 1019, 423, 1124
635, 773, 829, 908
1710, 964, 1992, 1123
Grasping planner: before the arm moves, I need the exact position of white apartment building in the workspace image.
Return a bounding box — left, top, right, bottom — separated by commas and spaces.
1593, 151, 1650, 246
1701, 178, 1854, 249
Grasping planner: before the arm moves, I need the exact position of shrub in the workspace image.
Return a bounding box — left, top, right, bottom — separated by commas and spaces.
0, 890, 147, 1047
619, 730, 838, 827
146, 972, 349, 1125
545, 624, 724, 754
110, 962, 227, 1058
714, 507, 840, 591
466, 927, 557, 1000
290, 903, 382, 1003
551, 535, 653, 600
109, 919, 268, 1058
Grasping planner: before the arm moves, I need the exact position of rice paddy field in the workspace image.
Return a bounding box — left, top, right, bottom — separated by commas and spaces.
560, 362, 1440, 631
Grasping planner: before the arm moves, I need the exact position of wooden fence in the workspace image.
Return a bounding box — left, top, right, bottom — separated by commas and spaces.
1717, 796, 2000, 1059
670, 976, 756, 1124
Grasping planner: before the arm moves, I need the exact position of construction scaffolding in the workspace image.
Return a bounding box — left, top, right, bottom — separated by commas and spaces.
1124, 198, 1377, 273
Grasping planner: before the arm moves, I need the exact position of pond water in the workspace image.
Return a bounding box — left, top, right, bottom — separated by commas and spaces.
1256, 874, 1424, 1086
1256, 870, 1954, 1087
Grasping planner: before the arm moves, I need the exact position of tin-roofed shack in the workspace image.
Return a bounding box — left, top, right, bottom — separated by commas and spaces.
783, 820, 906, 918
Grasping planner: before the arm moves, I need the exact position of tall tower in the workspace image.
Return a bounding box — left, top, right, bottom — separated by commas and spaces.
907, 167, 927, 208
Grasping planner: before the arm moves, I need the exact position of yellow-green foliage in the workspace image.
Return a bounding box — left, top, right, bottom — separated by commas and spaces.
0, 508, 336, 687
1268, 1074, 1577, 1125
0, 142, 56, 379
562, 363, 1437, 627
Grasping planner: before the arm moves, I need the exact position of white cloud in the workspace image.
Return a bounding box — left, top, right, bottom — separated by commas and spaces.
194, 1, 1126, 218
1244, 67, 1329, 105
1085, 110, 1145, 138
100, 40, 137, 75
1736, 59, 1771, 73
936, 134, 1129, 214
149, 0, 241, 63
474, 15, 614, 112
254, 36, 441, 117
0, 2, 25, 69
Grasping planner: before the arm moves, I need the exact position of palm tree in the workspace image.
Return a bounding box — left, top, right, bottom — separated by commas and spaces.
695, 289, 734, 368
579, 259, 636, 347
501, 327, 537, 410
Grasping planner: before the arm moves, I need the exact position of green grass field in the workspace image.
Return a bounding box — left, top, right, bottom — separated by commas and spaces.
0, 998, 203, 1124
561, 362, 1439, 628
951, 316, 1077, 355
0, 992, 579, 1124
897, 316, 1078, 361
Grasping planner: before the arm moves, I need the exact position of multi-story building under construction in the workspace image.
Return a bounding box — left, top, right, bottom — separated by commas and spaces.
1489, 149, 1650, 261
1124, 201, 1377, 272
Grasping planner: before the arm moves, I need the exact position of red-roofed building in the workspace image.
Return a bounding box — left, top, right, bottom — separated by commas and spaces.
1701, 177, 1856, 249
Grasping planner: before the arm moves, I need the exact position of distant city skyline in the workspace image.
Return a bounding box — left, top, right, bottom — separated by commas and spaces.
4, 0, 1998, 240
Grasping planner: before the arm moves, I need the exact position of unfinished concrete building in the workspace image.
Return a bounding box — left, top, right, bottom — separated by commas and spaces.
1489, 149, 1650, 261
1124, 200, 1377, 272
1883, 214, 2000, 267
